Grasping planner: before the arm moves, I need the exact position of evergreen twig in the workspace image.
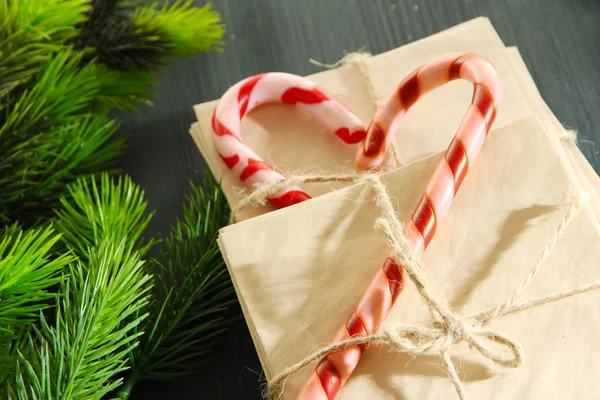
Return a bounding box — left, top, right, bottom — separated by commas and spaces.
8, 241, 152, 400
0, 116, 123, 225
0, 225, 71, 328
119, 174, 234, 396
87, 1, 225, 71
54, 174, 157, 260
7, 175, 154, 399
1, 50, 117, 137
132, 1, 225, 57
0, 0, 90, 99
0, 223, 72, 388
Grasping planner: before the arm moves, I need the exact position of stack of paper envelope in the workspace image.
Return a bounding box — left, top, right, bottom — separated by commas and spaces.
190, 18, 600, 399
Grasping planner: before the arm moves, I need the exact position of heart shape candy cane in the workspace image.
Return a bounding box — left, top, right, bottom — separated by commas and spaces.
210, 52, 501, 399
299, 52, 501, 399
211, 72, 366, 209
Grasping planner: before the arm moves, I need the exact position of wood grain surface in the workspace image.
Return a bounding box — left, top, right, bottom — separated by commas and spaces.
122, 0, 600, 398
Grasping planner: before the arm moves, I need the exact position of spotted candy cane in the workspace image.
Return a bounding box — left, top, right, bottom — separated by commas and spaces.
211, 72, 366, 209
299, 52, 501, 399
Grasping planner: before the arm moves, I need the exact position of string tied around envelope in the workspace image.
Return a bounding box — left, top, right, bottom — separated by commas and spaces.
230, 171, 600, 400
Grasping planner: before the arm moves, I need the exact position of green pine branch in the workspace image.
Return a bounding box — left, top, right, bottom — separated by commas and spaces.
0, 1, 155, 117
0, 329, 29, 389
0, 48, 148, 138
1, 49, 102, 138
0, 0, 90, 99
54, 174, 156, 260
0, 224, 72, 388
0, 225, 71, 328
0, 116, 123, 225
89, 18, 170, 71
6, 174, 154, 399
84, 1, 224, 71
1, 1, 226, 225
0, 0, 90, 44
118, 175, 234, 397
0, 50, 150, 224
94, 68, 157, 112
8, 240, 152, 400
132, 1, 225, 58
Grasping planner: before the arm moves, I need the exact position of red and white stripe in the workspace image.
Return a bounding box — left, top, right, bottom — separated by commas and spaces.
211, 72, 366, 208
298, 53, 501, 399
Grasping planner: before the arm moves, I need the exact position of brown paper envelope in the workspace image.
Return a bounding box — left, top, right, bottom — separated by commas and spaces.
218, 116, 600, 399
190, 17, 535, 220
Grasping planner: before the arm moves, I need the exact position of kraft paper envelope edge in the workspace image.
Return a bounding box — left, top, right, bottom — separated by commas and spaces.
504, 47, 600, 221
189, 17, 539, 221
216, 236, 270, 378
218, 116, 600, 398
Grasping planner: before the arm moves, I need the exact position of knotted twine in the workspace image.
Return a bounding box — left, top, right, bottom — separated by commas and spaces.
560, 129, 577, 143
229, 172, 600, 400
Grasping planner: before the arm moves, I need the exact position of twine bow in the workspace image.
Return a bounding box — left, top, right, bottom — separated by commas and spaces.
230, 172, 599, 400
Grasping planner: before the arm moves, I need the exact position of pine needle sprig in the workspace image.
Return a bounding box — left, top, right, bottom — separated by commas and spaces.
92, 18, 169, 71
0, 36, 47, 103
118, 175, 234, 396
0, 48, 151, 224
0, 0, 91, 44
1, 2, 225, 224
6, 175, 155, 399
74, 1, 224, 72
8, 240, 152, 400
54, 174, 157, 260
0, 50, 101, 138
1, 48, 155, 137
0, 116, 123, 225
86, 1, 224, 71
0, 224, 71, 329
0, 328, 29, 388
94, 68, 157, 112
0, 224, 71, 391
78, 0, 149, 47
132, 1, 225, 57
0, 0, 91, 100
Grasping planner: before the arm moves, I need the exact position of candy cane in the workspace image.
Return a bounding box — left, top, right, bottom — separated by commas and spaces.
211, 72, 366, 209
298, 53, 501, 399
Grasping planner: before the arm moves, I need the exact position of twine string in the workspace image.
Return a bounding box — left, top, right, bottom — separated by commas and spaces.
559, 129, 577, 143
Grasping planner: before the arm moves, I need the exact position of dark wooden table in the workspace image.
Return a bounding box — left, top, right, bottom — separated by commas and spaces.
122, 0, 600, 398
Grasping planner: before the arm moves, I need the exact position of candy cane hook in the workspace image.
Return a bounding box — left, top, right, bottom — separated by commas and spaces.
211, 72, 366, 209
299, 53, 501, 399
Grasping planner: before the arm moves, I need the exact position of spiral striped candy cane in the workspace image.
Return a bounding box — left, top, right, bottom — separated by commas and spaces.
298, 53, 501, 399
211, 72, 366, 209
